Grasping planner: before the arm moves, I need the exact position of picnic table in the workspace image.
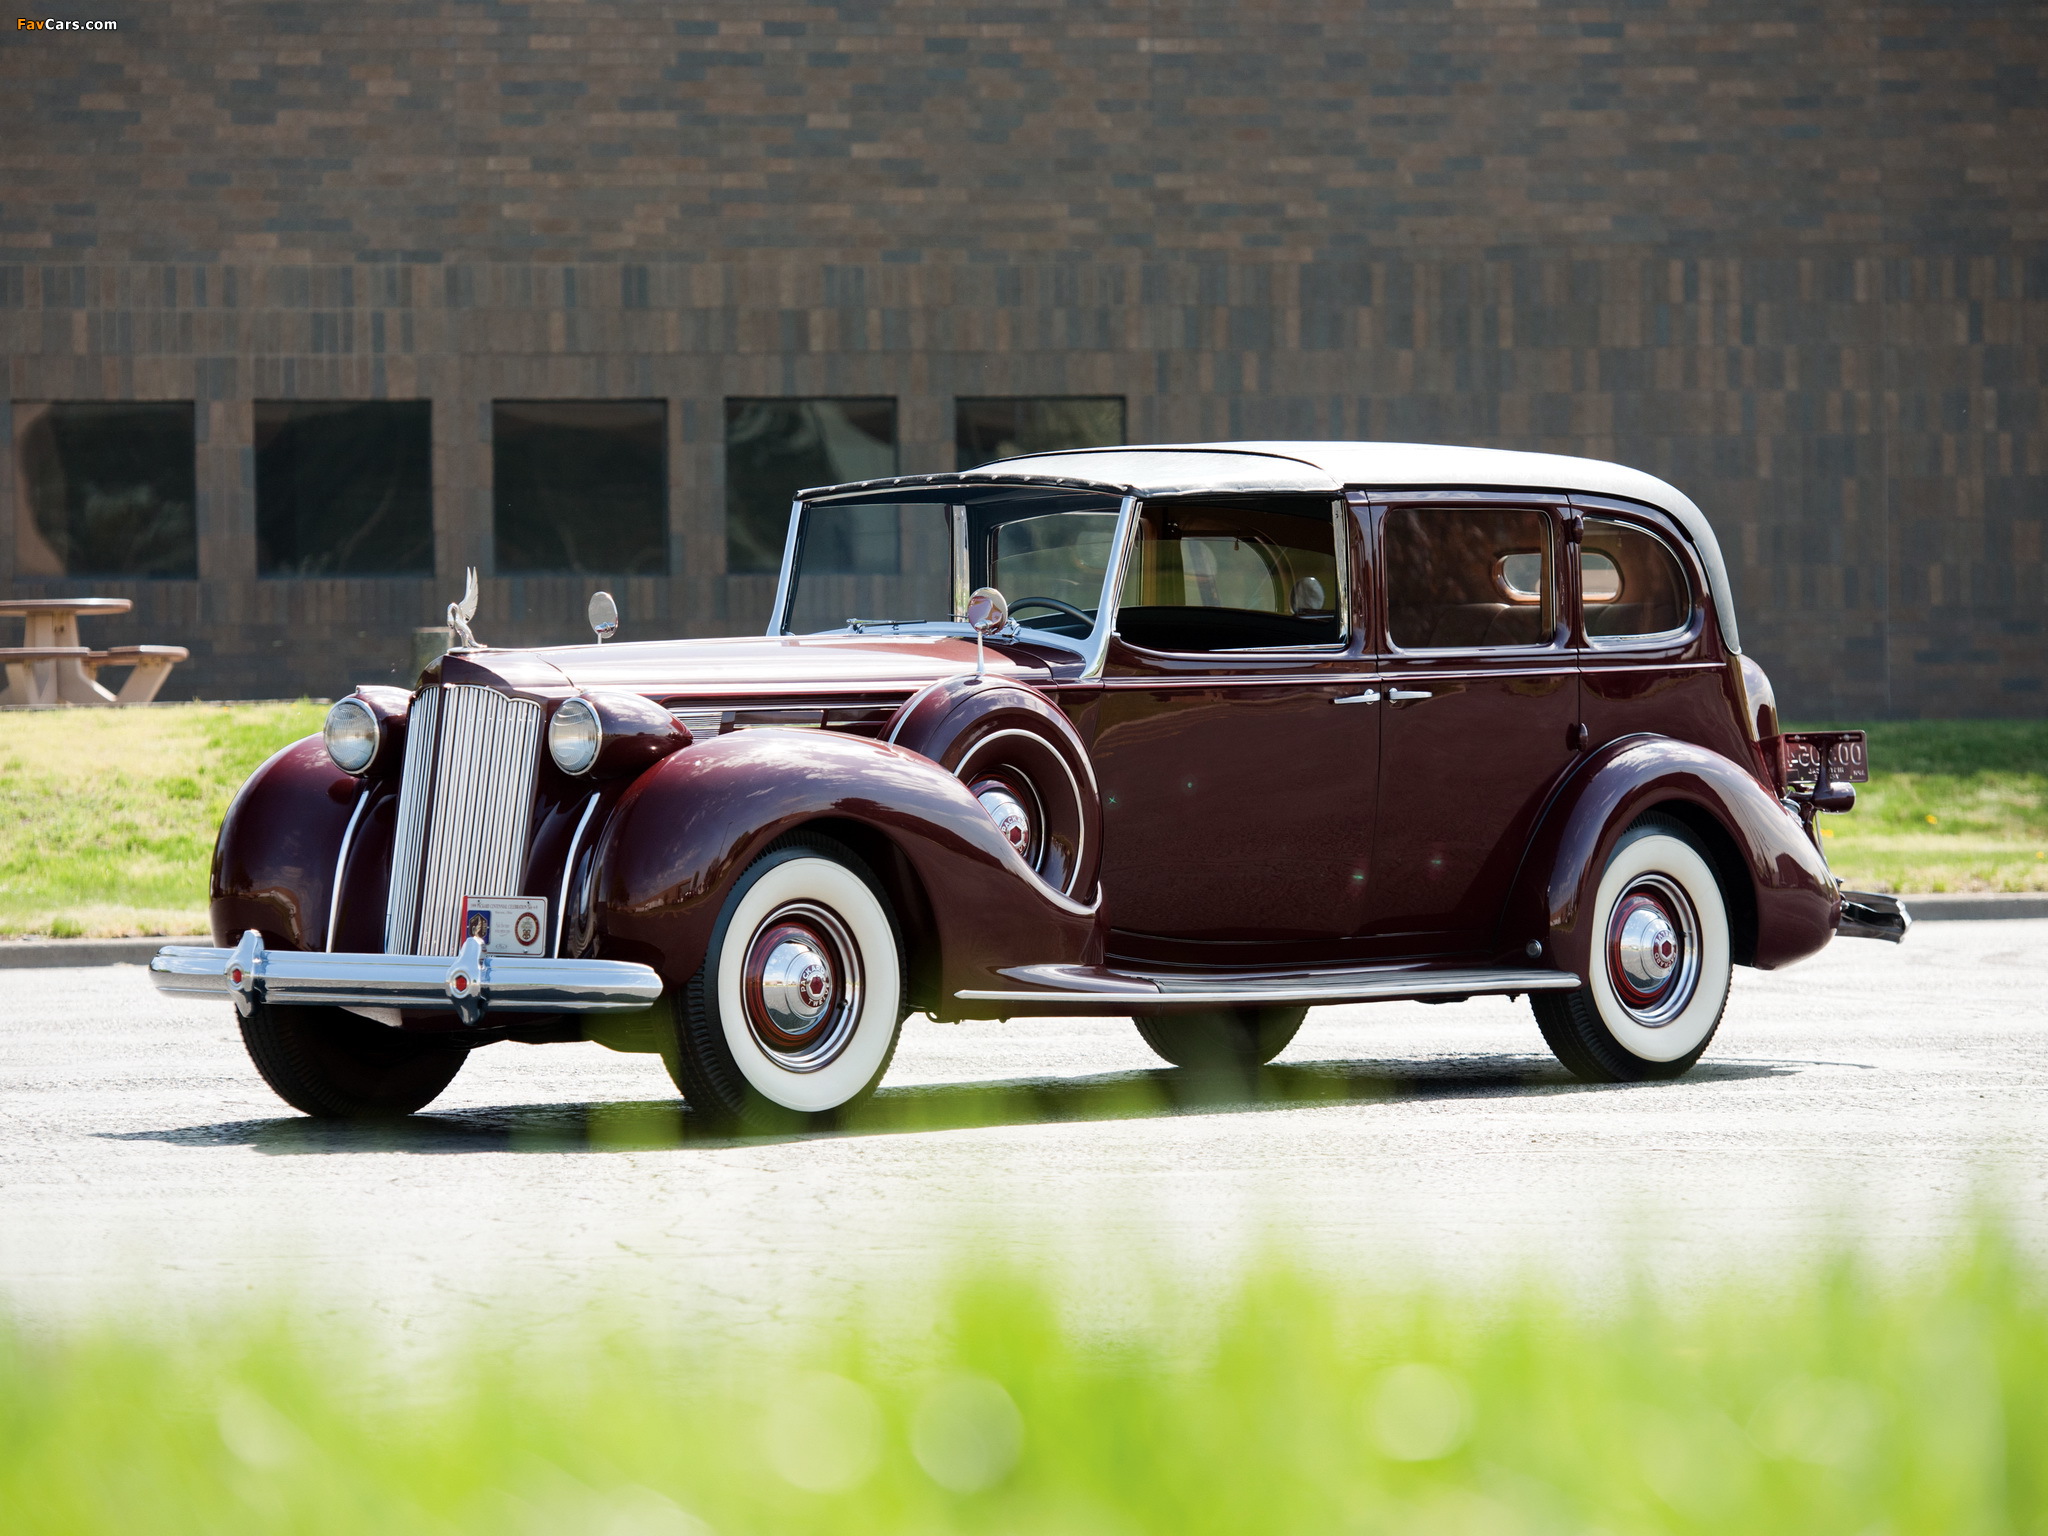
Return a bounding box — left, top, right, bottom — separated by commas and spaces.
0, 598, 189, 708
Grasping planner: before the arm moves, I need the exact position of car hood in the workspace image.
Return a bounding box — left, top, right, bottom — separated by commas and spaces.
433, 631, 1053, 701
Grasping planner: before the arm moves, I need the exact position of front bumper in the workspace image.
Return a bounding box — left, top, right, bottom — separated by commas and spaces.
151, 929, 662, 1024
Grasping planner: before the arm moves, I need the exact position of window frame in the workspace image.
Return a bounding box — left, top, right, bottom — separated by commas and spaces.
1373, 492, 1572, 658
1105, 494, 1352, 658
1575, 509, 1700, 650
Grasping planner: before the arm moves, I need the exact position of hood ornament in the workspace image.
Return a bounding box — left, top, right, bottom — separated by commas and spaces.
588, 590, 618, 644
447, 568, 481, 650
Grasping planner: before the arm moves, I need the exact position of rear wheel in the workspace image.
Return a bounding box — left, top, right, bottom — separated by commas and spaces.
662, 838, 906, 1133
1532, 815, 1732, 1082
1134, 1006, 1306, 1071
239, 1002, 468, 1118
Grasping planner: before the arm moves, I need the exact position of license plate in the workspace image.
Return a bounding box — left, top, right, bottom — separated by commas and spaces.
460, 895, 549, 956
1779, 731, 1869, 785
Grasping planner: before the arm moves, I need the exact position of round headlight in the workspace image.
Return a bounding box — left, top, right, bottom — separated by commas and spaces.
549, 697, 602, 775
323, 697, 380, 774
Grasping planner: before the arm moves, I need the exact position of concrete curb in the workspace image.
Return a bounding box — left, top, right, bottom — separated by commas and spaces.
1899, 892, 2048, 922
0, 936, 208, 969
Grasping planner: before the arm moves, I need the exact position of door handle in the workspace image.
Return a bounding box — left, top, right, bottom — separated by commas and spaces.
1333, 689, 1380, 705
1388, 688, 1433, 703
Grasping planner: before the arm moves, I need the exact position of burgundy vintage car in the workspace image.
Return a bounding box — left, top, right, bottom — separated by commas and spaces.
152, 442, 1908, 1127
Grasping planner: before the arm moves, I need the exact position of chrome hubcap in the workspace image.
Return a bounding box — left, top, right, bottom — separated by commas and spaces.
1606, 875, 1701, 1027
757, 935, 834, 1033
741, 904, 863, 1072
975, 784, 1034, 859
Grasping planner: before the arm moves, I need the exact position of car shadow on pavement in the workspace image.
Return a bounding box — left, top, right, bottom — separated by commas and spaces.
105, 1053, 1798, 1156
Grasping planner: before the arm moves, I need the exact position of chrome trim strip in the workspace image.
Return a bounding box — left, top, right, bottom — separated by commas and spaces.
554, 791, 602, 958
957, 965, 1582, 1006
767, 497, 805, 635
1079, 494, 1139, 681
151, 940, 662, 1015
324, 787, 372, 953
384, 684, 441, 953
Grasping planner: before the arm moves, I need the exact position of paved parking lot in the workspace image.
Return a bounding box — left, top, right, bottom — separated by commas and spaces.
0, 921, 2040, 1334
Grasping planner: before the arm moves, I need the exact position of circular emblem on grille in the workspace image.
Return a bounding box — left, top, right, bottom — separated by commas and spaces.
514, 912, 540, 947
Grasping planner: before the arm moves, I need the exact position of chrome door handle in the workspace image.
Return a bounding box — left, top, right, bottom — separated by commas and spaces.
1388, 688, 1433, 703
1333, 688, 1380, 705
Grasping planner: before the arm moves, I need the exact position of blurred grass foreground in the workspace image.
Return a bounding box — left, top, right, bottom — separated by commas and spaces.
0, 706, 2040, 937
2, 1235, 2042, 1535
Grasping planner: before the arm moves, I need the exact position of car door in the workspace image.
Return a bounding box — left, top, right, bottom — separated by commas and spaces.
1364, 491, 1581, 957
1083, 495, 1383, 965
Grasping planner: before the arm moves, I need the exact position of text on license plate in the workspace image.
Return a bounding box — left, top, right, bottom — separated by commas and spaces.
461, 895, 549, 955
1779, 731, 1870, 784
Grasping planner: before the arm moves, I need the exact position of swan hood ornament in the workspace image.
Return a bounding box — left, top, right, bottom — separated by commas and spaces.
447, 567, 481, 650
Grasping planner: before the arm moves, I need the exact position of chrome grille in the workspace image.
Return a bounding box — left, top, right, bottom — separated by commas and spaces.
384, 684, 544, 957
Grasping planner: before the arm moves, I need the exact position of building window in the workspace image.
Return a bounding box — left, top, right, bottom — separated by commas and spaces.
494, 401, 668, 575
955, 397, 1125, 470
13, 402, 197, 577
255, 401, 434, 576
725, 399, 897, 574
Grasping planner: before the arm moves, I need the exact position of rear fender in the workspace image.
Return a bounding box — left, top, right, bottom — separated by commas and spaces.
1504, 735, 1837, 979
592, 729, 1106, 1019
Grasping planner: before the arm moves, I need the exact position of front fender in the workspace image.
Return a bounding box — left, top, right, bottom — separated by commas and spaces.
210, 736, 363, 950
591, 729, 1106, 1018
1504, 735, 1837, 981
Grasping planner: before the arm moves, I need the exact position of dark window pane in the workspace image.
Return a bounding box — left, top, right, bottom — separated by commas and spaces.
1384, 507, 1553, 650
255, 401, 434, 576
1582, 517, 1693, 639
955, 397, 1125, 469
725, 399, 896, 574
14, 402, 196, 577
494, 401, 668, 575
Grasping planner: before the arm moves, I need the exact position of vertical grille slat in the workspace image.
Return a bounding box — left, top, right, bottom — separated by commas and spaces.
382, 684, 544, 957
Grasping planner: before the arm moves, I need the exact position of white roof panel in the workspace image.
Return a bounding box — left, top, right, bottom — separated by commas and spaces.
991, 441, 1741, 651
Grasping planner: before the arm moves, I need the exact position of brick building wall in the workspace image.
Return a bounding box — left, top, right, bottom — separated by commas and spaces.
0, 0, 2041, 714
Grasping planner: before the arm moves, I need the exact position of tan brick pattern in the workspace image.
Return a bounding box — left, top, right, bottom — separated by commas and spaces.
0, 1, 2041, 712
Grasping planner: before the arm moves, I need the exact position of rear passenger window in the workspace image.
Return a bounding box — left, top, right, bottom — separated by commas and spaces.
1581, 518, 1691, 639
1383, 507, 1553, 650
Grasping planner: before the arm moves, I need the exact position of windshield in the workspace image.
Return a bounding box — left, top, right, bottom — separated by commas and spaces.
781, 488, 1126, 645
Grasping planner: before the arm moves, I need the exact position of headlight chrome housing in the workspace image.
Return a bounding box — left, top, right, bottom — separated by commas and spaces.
323, 697, 381, 774
549, 697, 603, 776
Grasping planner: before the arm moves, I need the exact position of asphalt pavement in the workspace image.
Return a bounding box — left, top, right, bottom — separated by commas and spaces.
0, 921, 2040, 1335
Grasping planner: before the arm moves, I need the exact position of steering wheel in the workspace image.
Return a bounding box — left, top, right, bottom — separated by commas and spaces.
1007, 596, 1094, 629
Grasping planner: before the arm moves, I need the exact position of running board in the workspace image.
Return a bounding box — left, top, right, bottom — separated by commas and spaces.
956, 962, 1583, 1010
1838, 889, 1912, 943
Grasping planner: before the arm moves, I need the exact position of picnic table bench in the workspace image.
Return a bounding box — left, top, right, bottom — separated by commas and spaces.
0, 599, 189, 707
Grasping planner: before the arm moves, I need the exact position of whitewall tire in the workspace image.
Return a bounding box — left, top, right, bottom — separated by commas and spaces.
663, 838, 905, 1131
1532, 816, 1732, 1082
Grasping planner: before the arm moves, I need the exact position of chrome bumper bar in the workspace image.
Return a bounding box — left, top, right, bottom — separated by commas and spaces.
150, 930, 662, 1024
1838, 889, 1912, 943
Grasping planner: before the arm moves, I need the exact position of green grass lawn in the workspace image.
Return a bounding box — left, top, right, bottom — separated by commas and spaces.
1793, 720, 2048, 893
0, 708, 2038, 936
1, 1235, 2041, 1535
0, 702, 324, 937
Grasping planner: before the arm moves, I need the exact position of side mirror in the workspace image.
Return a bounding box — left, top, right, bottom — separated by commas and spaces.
588, 590, 619, 644
965, 586, 1009, 635
965, 587, 1008, 679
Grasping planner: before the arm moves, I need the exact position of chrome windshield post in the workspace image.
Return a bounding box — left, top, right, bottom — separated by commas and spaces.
766, 498, 805, 636
1080, 494, 1139, 680
948, 505, 970, 621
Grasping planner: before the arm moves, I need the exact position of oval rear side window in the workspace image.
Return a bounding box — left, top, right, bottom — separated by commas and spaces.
1581, 519, 1690, 639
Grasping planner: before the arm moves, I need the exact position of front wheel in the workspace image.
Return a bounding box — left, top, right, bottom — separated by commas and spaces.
1133, 1006, 1306, 1071
1532, 815, 1732, 1083
662, 838, 906, 1132
239, 1002, 469, 1118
